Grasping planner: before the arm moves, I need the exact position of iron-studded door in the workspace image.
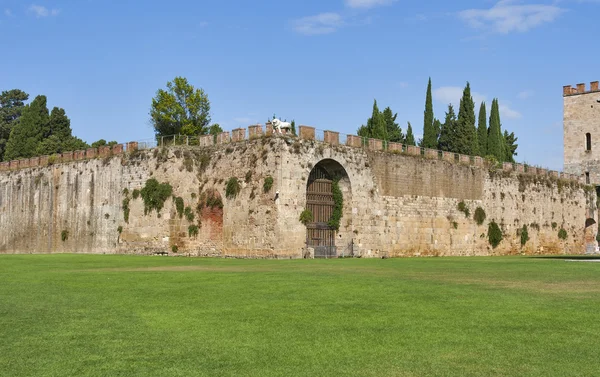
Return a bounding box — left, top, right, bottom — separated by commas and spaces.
306, 166, 337, 258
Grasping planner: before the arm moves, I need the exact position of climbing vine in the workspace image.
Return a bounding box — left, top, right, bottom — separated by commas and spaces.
140, 179, 173, 215
488, 221, 503, 249
299, 209, 313, 225
327, 178, 344, 231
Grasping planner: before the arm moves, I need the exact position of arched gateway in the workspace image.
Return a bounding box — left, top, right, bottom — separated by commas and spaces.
305, 159, 352, 258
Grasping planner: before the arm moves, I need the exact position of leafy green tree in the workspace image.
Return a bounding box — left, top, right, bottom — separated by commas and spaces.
91, 139, 118, 148
456, 82, 478, 155
487, 99, 504, 162
405, 122, 416, 146
382, 107, 403, 142
35, 107, 88, 155
150, 77, 211, 137
209, 123, 223, 143
0, 89, 29, 161
477, 102, 487, 157
437, 104, 457, 152
422, 78, 436, 148
503, 130, 518, 163
4, 95, 49, 160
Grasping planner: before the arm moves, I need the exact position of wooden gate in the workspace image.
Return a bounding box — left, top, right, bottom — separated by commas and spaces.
306, 166, 336, 258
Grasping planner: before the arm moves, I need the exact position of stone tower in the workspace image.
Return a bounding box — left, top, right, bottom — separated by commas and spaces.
563, 81, 600, 185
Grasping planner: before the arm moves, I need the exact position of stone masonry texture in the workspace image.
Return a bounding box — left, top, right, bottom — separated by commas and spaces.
0, 135, 596, 258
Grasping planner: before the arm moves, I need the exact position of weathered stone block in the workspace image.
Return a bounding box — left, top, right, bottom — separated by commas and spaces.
550, 170, 559, 178
577, 83, 586, 93
459, 154, 470, 164
324, 130, 339, 145
407, 145, 419, 156
98, 146, 111, 157
199, 135, 213, 147
299, 126, 315, 140
388, 142, 402, 153
591, 81, 599, 92
474, 156, 483, 167
112, 144, 124, 155
266, 123, 274, 136
248, 125, 263, 139
86, 148, 97, 159
217, 132, 230, 144
515, 164, 525, 173
425, 149, 437, 159
39, 155, 49, 166
74, 150, 85, 160
346, 135, 362, 148
127, 142, 138, 152
62, 152, 73, 162
368, 139, 383, 151
9, 160, 19, 170
0, 162, 8, 171
19, 159, 29, 169
30, 157, 39, 167
231, 128, 246, 142
442, 151, 454, 163
537, 168, 547, 176
503, 162, 513, 172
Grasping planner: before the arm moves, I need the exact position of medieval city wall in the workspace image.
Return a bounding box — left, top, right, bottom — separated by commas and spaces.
0, 130, 595, 258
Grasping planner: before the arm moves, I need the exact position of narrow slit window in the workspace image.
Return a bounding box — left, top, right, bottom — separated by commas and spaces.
586, 172, 591, 184
586, 133, 592, 151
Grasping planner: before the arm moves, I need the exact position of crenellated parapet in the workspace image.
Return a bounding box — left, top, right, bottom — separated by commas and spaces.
563, 81, 600, 96
0, 123, 581, 183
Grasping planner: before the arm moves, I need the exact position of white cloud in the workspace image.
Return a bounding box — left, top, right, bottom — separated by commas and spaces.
28, 5, 60, 18
433, 86, 486, 108
517, 90, 534, 99
345, 0, 396, 9
458, 1, 564, 34
292, 13, 343, 35
433, 86, 521, 119
4, 8, 13, 17
499, 103, 522, 119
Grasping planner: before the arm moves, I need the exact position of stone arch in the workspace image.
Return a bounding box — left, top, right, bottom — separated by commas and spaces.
198, 188, 224, 241
584, 217, 598, 252
305, 159, 353, 258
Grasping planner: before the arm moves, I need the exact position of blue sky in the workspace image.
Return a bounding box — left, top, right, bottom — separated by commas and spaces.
1, 0, 599, 170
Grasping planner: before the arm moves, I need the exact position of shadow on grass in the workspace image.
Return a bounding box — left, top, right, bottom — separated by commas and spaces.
528, 255, 600, 260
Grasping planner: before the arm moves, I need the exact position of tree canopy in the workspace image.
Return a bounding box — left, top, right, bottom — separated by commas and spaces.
150, 77, 211, 138
0, 89, 29, 162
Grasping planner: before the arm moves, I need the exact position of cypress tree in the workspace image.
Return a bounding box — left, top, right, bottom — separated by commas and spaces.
368, 100, 387, 140
456, 82, 477, 155
422, 78, 436, 148
405, 122, 416, 146
4, 95, 48, 160
382, 107, 403, 142
504, 130, 518, 163
487, 99, 504, 161
477, 102, 487, 156
437, 104, 457, 152
0, 89, 29, 161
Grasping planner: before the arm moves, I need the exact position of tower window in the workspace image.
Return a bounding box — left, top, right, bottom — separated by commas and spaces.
586, 133, 592, 151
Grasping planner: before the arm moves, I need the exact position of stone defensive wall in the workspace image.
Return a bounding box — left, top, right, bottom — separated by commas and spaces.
0, 124, 596, 258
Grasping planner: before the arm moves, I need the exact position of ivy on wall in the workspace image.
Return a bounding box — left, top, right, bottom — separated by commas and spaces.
328, 178, 344, 231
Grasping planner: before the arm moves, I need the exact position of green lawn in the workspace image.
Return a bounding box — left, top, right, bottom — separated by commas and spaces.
1, 255, 600, 376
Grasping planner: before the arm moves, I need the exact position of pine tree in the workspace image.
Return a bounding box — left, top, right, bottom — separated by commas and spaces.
433, 118, 441, 142
4, 95, 49, 160
382, 107, 403, 142
0, 89, 29, 161
405, 122, 416, 146
456, 82, 477, 155
477, 102, 487, 157
290, 120, 297, 136
487, 99, 504, 162
437, 104, 457, 152
422, 78, 436, 148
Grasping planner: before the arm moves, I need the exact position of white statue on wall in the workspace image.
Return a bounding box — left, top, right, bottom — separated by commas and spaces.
271, 119, 291, 134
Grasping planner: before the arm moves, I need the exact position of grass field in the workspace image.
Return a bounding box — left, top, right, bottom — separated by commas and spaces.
1, 255, 600, 376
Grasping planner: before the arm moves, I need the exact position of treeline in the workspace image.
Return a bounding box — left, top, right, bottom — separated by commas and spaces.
357, 101, 416, 146
0, 89, 115, 162
356, 78, 518, 162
